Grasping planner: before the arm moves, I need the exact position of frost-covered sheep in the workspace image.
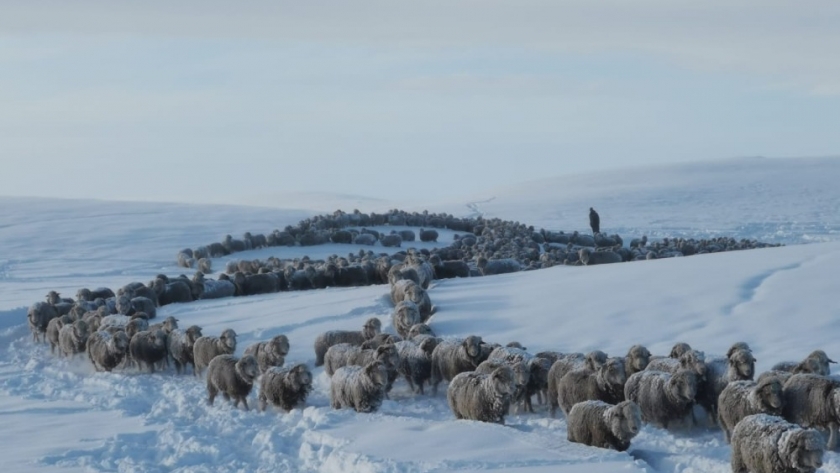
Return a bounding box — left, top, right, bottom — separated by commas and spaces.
46, 290, 74, 305
430, 336, 485, 395
476, 256, 521, 276
625, 369, 698, 429
243, 334, 290, 373
46, 314, 73, 354
177, 250, 195, 268
566, 400, 643, 452
27, 301, 59, 343
167, 325, 203, 375
193, 328, 237, 376
546, 351, 609, 416
330, 360, 388, 413
198, 278, 236, 300
731, 414, 825, 473
324, 342, 399, 389
400, 281, 435, 321
487, 346, 551, 413
624, 345, 652, 377
86, 330, 130, 372
557, 358, 627, 416
206, 354, 260, 410
398, 229, 416, 242
258, 363, 313, 411
578, 248, 622, 265
782, 373, 840, 450
697, 347, 756, 425
76, 287, 115, 302
152, 278, 194, 306
125, 317, 150, 340
773, 350, 836, 377
407, 323, 436, 340
360, 333, 402, 350
313, 317, 381, 366
395, 338, 438, 394
148, 315, 178, 334
646, 349, 707, 380
128, 329, 168, 373
392, 301, 421, 339
58, 319, 90, 357
419, 228, 439, 242
381, 232, 402, 248
718, 378, 785, 443
197, 258, 212, 274
669, 342, 692, 359
354, 233, 377, 246
475, 359, 528, 413
447, 365, 515, 424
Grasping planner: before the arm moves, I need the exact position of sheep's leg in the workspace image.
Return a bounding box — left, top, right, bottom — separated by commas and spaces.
829, 423, 838, 451
207, 386, 218, 406
241, 398, 249, 411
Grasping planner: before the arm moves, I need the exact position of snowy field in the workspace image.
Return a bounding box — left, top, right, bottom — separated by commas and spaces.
1, 156, 840, 472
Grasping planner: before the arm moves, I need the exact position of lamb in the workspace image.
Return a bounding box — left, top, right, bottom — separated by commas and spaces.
556, 358, 627, 416
193, 328, 237, 376
58, 319, 90, 357
395, 338, 438, 394
86, 330, 131, 372
730, 414, 825, 473
546, 351, 609, 416
566, 400, 643, 452
578, 248, 622, 265
392, 301, 422, 339
624, 369, 698, 429
476, 256, 521, 276
623, 345, 652, 377
128, 329, 169, 373
718, 378, 785, 443
773, 350, 835, 376
27, 301, 59, 343
330, 360, 389, 413
167, 325, 203, 375
313, 317, 381, 366
419, 228, 439, 242
243, 334, 290, 373
206, 354, 260, 410
429, 335, 485, 395
781, 373, 840, 450
447, 365, 515, 424
258, 363, 313, 411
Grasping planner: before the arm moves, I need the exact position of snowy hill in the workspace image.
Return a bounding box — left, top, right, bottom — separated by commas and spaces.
2, 156, 840, 472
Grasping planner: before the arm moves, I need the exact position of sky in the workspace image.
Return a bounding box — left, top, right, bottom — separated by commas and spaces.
1, 1, 839, 204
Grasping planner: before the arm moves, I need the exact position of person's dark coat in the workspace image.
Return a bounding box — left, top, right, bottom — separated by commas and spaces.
589, 207, 601, 234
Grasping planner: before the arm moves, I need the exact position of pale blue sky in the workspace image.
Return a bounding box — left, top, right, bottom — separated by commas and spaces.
1, 1, 839, 204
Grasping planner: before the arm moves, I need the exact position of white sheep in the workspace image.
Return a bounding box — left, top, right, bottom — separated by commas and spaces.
731, 414, 825, 473
206, 354, 260, 410
566, 400, 642, 452
624, 369, 698, 429
193, 328, 237, 376
782, 373, 840, 450
718, 378, 784, 443
330, 360, 388, 413
447, 365, 515, 424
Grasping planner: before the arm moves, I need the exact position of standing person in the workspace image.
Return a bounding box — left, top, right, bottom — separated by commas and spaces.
589, 207, 600, 234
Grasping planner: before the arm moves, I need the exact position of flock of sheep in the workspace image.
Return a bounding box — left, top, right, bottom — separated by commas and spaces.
25, 207, 824, 473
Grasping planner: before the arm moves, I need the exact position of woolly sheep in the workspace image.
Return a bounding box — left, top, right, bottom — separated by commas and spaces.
177, 250, 195, 268
27, 301, 59, 343
782, 373, 840, 450
381, 232, 402, 248
773, 350, 836, 377
232, 271, 282, 296
395, 338, 438, 394
475, 359, 528, 413
546, 351, 609, 416
324, 342, 399, 388
148, 315, 178, 334
578, 248, 622, 265
398, 230, 416, 242
557, 358, 627, 416
406, 323, 436, 340
330, 360, 388, 413
128, 329, 169, 373
152, 278, 193, 306
392, 301, 422, 339
487, 346, 551, 413
624, 345, 651, 377
731, 414, 825, 473
718, 378, 785, 443
243, 334, 290, 373
354, 233, 377, 246
447, 365, 515, 424
360, 333, 402, 350
58, 319, 90, 357
258, 363, 313, 411
193, 328, 238, 376
476, 256, 521, 276
429, 336, 485, 395
206, 354, 260, 410
313, 317, 381, 366
86, 330, 130, 372
197, 258, 212, 274
625, 369, 698, 429
125, 317, 150, 340
76, 287, 115, 302
46, 290, 74, 305
199, 278, 237, 299
646, 349, 707, 380
566, 400, 643, 452
390, 280, 435, 321
167, 325, 203, 375
419, 228, 439, 242
669, 342, 692, 358
433, 259, 470, 279
697, 347, 756, 425
46, 314, 73, 354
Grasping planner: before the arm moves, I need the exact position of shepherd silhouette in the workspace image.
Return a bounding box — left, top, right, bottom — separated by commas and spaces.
589, 207, 600, 234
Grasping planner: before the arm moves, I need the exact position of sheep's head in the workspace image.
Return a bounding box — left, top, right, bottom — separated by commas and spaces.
362, 318, 382, 339
271, 335, 290, 357
779, 428, 825, 473
407, 323, 435, 339
671, 370, 698, 404
162, 316, 179, 333
418, 337, 439, 356
669, 342, 692, 359
152, 329, 167, 348
46, 291, 61, 304
627, 345, 651, 373
365, 360, 388, 388
601, 358, 627, 389
375, 344, 400, 368
221, 329, 237, 351
807, 350, 835, 376
679, 350, 707, 380
77, 288, 92, 302
235, 355, 259, 384
606, 400, 642, 442
186, 325, 203, 345
113, 331, 130, 352
757, 378, 784, 413
729, 349, 756, 380
585, 350, 609, 371
488, 365, 515, 399
463, 336, 484, 361
529, 357, 552, 387
289, 363, 313, 390
74, 319, 90, 339
726, 342, 752, 358
794, 358, 823, 375
507, 361, 530, 388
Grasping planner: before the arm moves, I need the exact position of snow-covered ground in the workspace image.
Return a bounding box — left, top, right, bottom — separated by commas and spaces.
1, 156, 839, 472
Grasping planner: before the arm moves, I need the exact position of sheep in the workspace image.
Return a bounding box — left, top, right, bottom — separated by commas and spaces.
447, 365, 515, 424
360, 333, 402, 350
258, 363, 313, 412
46, 314, 73, 354
354, 233, 377, 246
566, 400, 643, 452
432, 259, 470, 279
125, 317, 150, 340
395, 338, 438, 394
197, 258, 212, 274
330, 360, 388, 413
730, 414, 825, 473
128, 329, 169, 373
669, 342, 692, 359
86, 330, 131, 372
199, 278, 237, 299
27, 301, 59, 343
476, 256, 521, 276
475, 359, 528, 413
148, 315, 178, 334
76, 287, 115, 302
407, 323, 436, 340
578, 248, 622, 265
381, 232, 403, 248
718, 378, 785, 443
645, 349, 707, 381
222, 234, 247, 254
313, 317, 381, 366
193, 328, 238, 376
556, 358, 627, 416
390, 280, 435, 321
177, 250, 195, 268
232, 271, 282, 296
429, 335, 485, 395
46, 290, 74, 305
624, 345, 652, 377
487, 346, 552, 413
392, 301, 422, 339
697, 347, 757, 425
624, 369, 698, 429
773, 350, 836, 376
782, 373, 840, 450
243, 334, 290, 373
58, 319, 90, 357
152, 278, 193, 306
398, 230, 416, 242
206, 354, 260, 410
419, 228, 439, 242
167, 325, 203, 375
324, 342, 399, 387
546, 351, 609, 416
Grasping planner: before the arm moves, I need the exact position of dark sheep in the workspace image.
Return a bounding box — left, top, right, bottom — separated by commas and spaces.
258, 363, 313, 412
27, 301, 59, 343
206, 354, 260, 410
419, 228, 439, 242
128, 329, 169, 373
567, 400, 643, 452
429, 336, 485, 395
167, 325, 203, 375
87, 330, 131, 372
58, 319, 90, 357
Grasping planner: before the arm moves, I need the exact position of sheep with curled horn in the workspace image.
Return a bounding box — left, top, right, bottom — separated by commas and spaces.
313, 317, 381, 366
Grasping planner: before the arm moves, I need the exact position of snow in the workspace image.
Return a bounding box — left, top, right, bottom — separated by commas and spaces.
2, 156, 840, 472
